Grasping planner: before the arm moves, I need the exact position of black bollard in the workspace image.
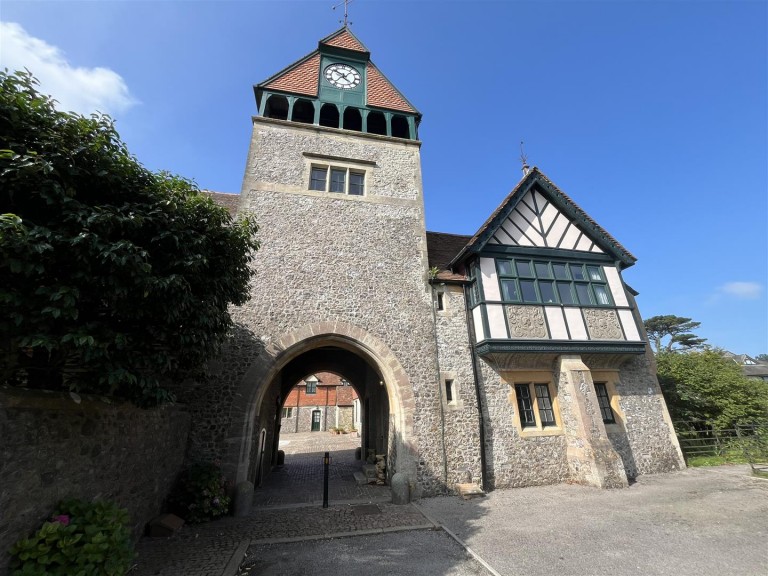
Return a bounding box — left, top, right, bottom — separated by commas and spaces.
323, 451, 330, 508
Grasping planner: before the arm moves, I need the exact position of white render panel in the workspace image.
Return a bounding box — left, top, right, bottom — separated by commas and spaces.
521, 219, 545, 246
486, 304, 508, 339
533, 190, 548, 211
500, 215, 522, 239
517, 194, 537, 222
604, 267, 629, 306
540, 203, 559, 232
564, 308, 588, 340
502, 217, 533, 246
575, 234, 593, 251
545, 307, 569, 339
480, 257, 501, 301
472, 306, 486, 341
618, 309, 642, 341
509, 212, 534, 241
547, 213, 570, 247
590, 244, 604, 253
561, 223, 581, 250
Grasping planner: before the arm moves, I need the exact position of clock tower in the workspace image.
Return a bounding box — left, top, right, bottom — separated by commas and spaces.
255, 27, 421, 139
227, 26, 451, 496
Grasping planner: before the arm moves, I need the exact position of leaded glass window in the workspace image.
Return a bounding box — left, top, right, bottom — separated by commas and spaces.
515, 384, 536, 428
495, 258, 613, 307
594, 383, 615, 424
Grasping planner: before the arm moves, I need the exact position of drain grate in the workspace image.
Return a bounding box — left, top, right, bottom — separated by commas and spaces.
351, 504, 381, 515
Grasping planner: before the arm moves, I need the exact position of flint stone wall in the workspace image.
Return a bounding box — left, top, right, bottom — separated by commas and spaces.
432, 284, 484, 487
0, 387, 190, 575
193, 119, 445, 496
612, 354, 685, 476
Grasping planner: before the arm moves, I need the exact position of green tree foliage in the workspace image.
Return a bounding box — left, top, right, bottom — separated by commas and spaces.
656, 349, 768, 428
0, 70, 259, 405
644, 314, 707, 353
756, 354, 768, 363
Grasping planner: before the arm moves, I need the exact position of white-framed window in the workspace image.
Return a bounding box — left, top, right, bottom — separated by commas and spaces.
305, 375, 318, 395
281, 407, 293, 418
309, 164, 365, 196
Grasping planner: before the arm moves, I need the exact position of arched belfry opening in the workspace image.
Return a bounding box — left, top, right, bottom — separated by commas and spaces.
232, 325, 417, 502
263, 94, 289, 121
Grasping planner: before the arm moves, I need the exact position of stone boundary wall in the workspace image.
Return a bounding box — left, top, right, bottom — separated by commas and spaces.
0, 387, 190, 575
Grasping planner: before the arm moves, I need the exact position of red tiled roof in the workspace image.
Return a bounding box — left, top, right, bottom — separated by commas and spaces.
323, 28, 367, 52
366, 62, 416, 113
426, 231, 470, 282
264, 53, 320, 97
205, 191, 239, 217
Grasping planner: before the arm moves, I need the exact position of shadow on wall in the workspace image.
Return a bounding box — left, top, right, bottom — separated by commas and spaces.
0, 387, 191, 569
173, 322, 268, 468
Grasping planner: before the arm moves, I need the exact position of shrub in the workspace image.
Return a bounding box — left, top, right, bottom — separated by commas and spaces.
9, 499, 134, 576
168, 462, 231, 523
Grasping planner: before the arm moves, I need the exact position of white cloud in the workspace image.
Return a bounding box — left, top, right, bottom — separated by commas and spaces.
0, 22, 137, 116
719, 282, 763, 300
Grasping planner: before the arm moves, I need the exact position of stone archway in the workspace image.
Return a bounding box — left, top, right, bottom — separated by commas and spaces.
223, 321, 418, 495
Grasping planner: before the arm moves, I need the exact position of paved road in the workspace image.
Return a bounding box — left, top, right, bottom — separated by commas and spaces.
418, 465, 768, 576
240, 530, 487, 576
132, 430, 768, 576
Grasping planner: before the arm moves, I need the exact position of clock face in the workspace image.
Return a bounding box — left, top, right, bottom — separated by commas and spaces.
324, 63, 361, 90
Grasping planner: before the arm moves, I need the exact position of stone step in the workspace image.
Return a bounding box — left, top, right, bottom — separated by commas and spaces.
454, 483, 485, 500
353, 471, 371, 486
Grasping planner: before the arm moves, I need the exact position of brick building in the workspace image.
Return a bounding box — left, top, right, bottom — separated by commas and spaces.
280, 372, 360, 433
189, 26, 685, 498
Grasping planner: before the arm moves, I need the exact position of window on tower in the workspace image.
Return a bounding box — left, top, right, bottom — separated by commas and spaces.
310, 167, 327, 191
308, 164, 366, 196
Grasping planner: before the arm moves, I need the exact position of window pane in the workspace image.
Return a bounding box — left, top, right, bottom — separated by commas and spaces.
575, 283, 592, 305
515, 384, 536, 428
501, 279, 520, 301
553, 263, 569, 280
535, 384, 556, 426
310, 167, 327, 191
587, 266, 603, 281
594, 383, 615, 424
534, 262, 551, 278
520, 280, 538, 302
516, 260, 533, 277
539, 281, 556, 303
349, 171, 365, 195
330, 168, 346, 192
497, 260, 514, 276
557, 282, 575, 304
569, 264, 586, 280
593, 285, 610, 305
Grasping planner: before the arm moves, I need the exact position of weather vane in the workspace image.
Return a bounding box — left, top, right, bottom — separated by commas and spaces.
333, 0, 354, 26
520, 141, 530, 175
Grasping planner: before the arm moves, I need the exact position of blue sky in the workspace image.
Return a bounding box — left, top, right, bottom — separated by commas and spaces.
2, 1, 766, 356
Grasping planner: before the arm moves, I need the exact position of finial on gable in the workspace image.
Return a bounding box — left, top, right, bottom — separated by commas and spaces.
333, 0, 354, 27
520, 141, 530, 176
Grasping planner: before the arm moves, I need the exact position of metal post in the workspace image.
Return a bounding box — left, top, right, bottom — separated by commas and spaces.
323, 451, 330, 508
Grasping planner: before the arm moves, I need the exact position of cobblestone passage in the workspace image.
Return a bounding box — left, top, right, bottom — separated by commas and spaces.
131, 432, 407, 576
253, 432, 391, 507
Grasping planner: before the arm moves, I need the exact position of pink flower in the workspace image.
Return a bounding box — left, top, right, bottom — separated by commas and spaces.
53, 515, 70, 526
